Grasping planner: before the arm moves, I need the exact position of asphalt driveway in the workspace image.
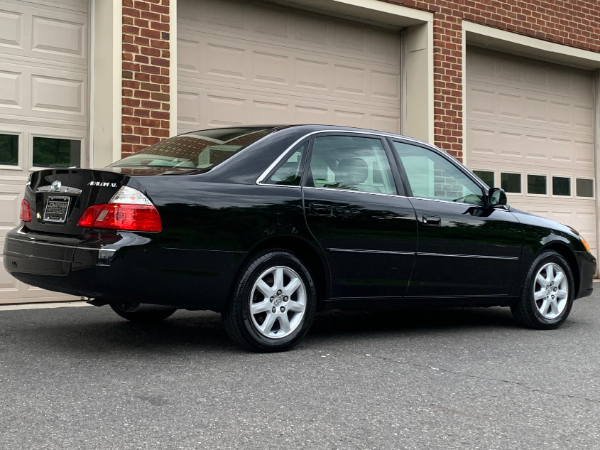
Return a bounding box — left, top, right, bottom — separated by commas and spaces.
1, 290, 600, 449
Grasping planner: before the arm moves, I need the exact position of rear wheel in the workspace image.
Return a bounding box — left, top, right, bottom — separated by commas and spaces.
223, 250, 317, 352
110, 303, 177, 324
511, 250, 574, 329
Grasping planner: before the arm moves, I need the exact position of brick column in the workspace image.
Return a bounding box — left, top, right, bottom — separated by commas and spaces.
433, 13, 463, 161
121, 0, 171, 158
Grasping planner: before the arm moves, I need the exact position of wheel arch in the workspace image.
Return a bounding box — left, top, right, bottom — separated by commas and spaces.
235, 236, 331, 309
539, 242, 580, 298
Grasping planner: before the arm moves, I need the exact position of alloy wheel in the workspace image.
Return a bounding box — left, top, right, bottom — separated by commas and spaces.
249, 266, 306, 339
533, 262, 568, 320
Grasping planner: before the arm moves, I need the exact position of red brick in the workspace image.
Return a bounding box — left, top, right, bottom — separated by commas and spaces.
134, 109, 151, 118
151, 110, 170, 120
151, 57, 169, 67
123, 134, 141, 144
151, 92, 169, 102
141, 64, 161, 74
141, 82, 161, 92
134, 127, 151, 136
151, 4, 169, 14
134, 54, 149, 64
151, 128, 170, 137
141, 28, 161, 39
150, 21, 170, 32
141, 46, 161, 57
141, 118, 161, 127
150, 39, 169, 49
141, 100, 161, 109
141, 136, 161, 145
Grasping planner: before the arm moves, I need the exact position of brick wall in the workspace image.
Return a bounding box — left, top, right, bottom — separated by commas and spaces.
387, 0, 600, 161
121, 0, 171, 157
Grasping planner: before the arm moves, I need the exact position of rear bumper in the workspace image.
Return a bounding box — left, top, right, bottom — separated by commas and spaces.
4, 227, 159, 298
3, 227, 245, 311
576, 250, 596, 299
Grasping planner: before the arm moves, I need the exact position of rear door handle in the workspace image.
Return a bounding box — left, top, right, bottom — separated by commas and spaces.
309, 204, 334, 216
422, 215, 441, 226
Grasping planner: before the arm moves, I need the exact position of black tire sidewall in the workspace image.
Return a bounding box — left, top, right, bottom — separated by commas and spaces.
523, 251, 574, 327
228, 250, 317, 351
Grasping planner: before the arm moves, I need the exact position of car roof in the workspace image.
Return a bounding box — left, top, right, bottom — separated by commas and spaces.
261, 124, 434, 148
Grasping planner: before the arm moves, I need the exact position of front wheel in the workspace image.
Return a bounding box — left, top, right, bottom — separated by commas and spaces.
223, 250, 317, 352
110, 303, 177, 324
511, 250, 574, 329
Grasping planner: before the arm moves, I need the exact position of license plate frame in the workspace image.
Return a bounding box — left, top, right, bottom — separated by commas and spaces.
43, 196, 71, 223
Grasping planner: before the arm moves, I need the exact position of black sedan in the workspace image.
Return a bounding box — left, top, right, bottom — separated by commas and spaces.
4, 125, 596, 351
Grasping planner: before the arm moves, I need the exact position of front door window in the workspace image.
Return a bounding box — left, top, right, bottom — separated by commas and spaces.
393, 142, 484, 206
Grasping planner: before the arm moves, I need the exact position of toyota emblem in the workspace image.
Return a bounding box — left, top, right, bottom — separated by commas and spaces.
50, 180, 62, 192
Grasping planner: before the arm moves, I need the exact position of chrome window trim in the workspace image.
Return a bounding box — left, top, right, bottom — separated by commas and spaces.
303, 185, 409, 200
411, 196, 484, 208
255, 129, 490, 200
327, 246, 518, 261
256, 129, 428, 186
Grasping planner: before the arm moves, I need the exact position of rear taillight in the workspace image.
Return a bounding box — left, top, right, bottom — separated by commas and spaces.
20, 199, 31, 222
77, 186, 161, 232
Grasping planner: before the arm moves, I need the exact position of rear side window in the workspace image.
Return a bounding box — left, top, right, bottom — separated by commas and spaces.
110, 127, 274, 172
306, 135, 396, 195
264, 142, 307, 186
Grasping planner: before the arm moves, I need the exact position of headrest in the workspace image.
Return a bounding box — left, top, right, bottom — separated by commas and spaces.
336, 158, 368, 186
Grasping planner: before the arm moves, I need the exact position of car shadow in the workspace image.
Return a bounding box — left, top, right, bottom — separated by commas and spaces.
8, 305, 523, 356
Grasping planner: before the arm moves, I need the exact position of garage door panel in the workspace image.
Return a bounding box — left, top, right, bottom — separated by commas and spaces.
177, 83, 401, 134
0, 1, 87, 67
469, 81, 594, 137
178, 31, 400, 108
179, 0, 399, 65
0, 0, 87, 304
0, 62, 87, 125
467, 47, 597, 261
178, 0, 401, 134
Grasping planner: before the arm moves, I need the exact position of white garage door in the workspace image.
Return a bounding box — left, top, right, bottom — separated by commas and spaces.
0, 0, 88, 304
177, 0, 401, 134
466, 47, 597, 258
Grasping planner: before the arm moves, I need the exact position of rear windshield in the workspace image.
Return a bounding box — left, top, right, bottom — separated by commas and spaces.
109, 127, 274, 171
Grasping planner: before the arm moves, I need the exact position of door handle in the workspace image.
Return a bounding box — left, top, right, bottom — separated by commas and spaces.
422, 215, 441, 226
309, 204, 334, 216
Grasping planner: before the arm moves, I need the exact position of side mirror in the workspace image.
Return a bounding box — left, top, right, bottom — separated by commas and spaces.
488, 187, 507, 207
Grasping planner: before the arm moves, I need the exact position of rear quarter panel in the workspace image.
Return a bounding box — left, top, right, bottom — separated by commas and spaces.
139, 177, 317, 311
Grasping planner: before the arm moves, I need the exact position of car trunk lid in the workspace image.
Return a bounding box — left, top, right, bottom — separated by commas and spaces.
26, 168, 133, 236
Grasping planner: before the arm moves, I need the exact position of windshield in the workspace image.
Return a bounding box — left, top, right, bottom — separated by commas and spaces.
109, 127, 274, 171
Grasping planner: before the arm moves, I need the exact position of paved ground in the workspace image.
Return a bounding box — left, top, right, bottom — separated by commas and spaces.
2, 291, 600, 450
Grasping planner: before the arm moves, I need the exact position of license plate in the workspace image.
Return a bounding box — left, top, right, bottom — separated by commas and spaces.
43, 196, 71, 223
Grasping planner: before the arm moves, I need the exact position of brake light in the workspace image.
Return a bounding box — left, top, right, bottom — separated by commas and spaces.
20, 199, 31, 222
77, 204, 162, 232
77, 186, 161, 232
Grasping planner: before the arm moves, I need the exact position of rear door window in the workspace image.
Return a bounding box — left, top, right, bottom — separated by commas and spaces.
306, 135, 397, 195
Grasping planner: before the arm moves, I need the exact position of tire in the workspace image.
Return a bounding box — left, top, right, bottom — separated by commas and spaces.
110, 303, 177, 324
511, 250, 575, 329
223, 250, 317, 352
